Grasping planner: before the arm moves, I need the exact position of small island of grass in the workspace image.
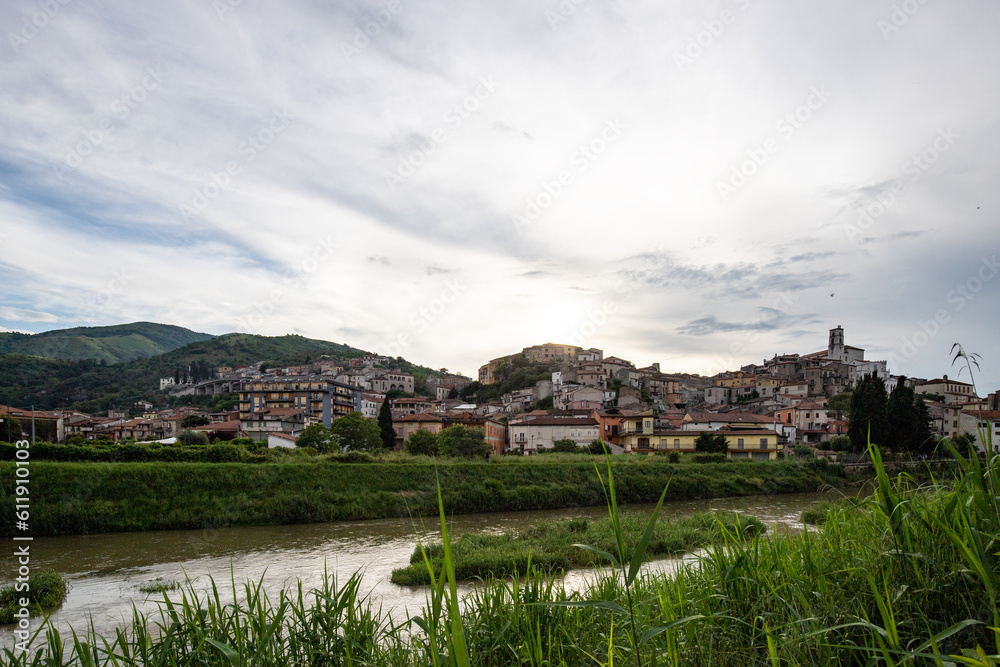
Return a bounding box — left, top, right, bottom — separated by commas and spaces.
391, 509, 764, 585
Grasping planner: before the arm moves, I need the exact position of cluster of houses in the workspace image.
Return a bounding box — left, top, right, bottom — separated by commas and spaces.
5, 327, 998, 457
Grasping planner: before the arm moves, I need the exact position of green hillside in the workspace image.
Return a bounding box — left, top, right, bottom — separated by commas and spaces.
0, 322, 213, 364
0, 332, 440, 414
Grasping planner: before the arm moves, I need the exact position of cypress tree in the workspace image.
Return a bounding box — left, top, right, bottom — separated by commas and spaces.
887, 377, 917, 452
378, 397, 396, 449
848, 372, 889, 452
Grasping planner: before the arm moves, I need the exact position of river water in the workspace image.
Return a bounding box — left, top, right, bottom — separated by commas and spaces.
2, 492, 834, 649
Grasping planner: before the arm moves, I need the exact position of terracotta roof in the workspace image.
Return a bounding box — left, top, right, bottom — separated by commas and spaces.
920, 378, 975, 387
684, 411, 774, 424
963, 410, 1000, 420
250, 407, 305, 417
716, 427, 777, 435
193, 421, 240, 432
511, 417, 598, 427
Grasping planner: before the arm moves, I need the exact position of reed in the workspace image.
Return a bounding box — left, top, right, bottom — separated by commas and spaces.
4, 431, 995, 665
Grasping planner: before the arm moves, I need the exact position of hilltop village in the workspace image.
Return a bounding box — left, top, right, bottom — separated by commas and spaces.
4, 326, 997, 456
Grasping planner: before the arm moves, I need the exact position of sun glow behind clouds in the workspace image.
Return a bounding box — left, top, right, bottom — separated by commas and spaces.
0, 0, 997, 386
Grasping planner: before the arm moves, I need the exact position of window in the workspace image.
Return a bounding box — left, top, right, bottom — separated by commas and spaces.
737, 438, 744, 449
674, 438, 680, 446
760, 438, 767, 449
645, 420, 651, 428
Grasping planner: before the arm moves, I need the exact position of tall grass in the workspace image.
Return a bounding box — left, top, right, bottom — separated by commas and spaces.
391, 509, 764, 585
5, 428, 996, 665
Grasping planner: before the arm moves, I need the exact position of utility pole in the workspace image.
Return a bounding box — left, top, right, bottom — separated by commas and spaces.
31, 405, 36, 445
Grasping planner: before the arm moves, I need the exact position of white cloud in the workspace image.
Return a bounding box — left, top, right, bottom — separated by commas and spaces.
0, 0, 998, 387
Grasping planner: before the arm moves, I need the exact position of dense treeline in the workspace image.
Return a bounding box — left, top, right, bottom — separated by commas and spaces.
0, 333, 444, 413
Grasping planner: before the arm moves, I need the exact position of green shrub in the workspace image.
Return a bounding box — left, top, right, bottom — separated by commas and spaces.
690, 453, 727, 464
177, 429, 210, 446
0, 570, 67, 624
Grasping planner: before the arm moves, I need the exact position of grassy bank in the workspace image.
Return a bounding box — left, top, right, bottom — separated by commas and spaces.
391, 509, 765, 585
0, 458, 850, 537
2, 442, 994, 665
0, 570, 67, 625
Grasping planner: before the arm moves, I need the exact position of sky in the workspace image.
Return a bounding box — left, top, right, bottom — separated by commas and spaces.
0, 0, 998, 391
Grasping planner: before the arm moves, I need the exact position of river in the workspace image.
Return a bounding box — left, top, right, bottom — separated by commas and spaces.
2, 491, 835, 649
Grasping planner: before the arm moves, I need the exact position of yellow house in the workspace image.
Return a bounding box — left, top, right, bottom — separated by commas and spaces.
619, 413, 701, 453
719, 428, 779, 460
620, 418, 780, 459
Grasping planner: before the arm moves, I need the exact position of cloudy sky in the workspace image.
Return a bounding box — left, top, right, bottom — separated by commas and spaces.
1, 0, 998, 389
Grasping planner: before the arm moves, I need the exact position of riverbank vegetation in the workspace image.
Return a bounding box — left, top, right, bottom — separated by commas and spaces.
0, 457, 850, 537
0, 570, 67, 625
390, 509, 765, 585
3, 436, 995, 665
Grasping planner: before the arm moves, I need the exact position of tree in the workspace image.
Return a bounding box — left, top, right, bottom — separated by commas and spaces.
528, 396, 554, 411
447, 387, 459, 400
589, 439, 608, 455
694, 431, 729, 454
848, 372, 888, 452
950, 433, 979, 459
827, 391, 852, 421
912, 398, 935, 454
2, 415, 22, 443
438, 425, 491, 458
181, 415, 210, 428
886, 378, 917, 452
827, 435, 852, 452
377, 397, 396, 449
296, 423, 332, 452
178, 429, 210, 446
552, 438, 580, 453
406, 429, 438, 456
330, 412, 382, 452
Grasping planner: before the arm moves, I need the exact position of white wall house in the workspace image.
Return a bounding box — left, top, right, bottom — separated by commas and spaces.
508, 417, 599, 453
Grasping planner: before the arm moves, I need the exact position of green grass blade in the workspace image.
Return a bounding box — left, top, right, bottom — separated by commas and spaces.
436, 470, 471, 667
627, 480, 670, 587
637, 615, 705, 646
572, 543, 620, 567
